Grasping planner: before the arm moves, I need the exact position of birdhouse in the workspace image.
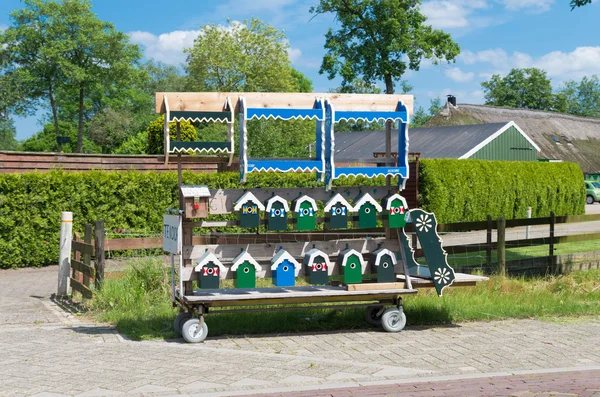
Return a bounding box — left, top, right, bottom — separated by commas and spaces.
382, 193, 408, 229
292, 195, 317, 231
337, 246, 366, 284
231, 250, 262, 289
234, 191, 265, 228
180, 185, 211, 219
370, 247, 397, 283
264, 195, 289, 231
194, 251, 226, 289
303, 247, 331, 285
271, 248, 301, 287
324, 193, 352, 229
352, 192, 382, 229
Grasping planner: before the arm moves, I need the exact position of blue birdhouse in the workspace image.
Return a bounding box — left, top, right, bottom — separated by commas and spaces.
271, 248, 301, 287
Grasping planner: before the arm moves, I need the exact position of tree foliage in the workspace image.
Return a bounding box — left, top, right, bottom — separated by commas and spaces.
556, 75, 600, 118
481, 68, 563, 111
411, 97, 443, 128
310, 0, 460, 94
20, 121, 99, 153
571, 0, 592, 10
146, 115, 196, 155
185, 18, 302, 92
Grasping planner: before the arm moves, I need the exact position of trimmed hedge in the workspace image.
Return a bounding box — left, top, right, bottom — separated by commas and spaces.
0, 160, 586, 269
419, 159, 585, 223
0, 171, 389, 269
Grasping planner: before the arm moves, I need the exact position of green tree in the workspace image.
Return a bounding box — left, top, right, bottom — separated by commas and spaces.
557, 75, 600, 118
146, 115, 196, 155
0, 119, 18, 151
1, 0, 143, 153
185, 18, 303, 92
411, 97, 443, 128
310, 0, 460, 94
481, 68, 564, 111
20, 121, 99, 153
141, 60, 187, 95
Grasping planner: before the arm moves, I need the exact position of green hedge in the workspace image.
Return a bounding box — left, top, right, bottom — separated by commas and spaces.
419, 159, 585, 223
0, 171, 389, 269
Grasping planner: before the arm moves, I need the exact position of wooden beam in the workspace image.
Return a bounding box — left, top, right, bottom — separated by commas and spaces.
71, 259, 96, 279
155, 92, 414, 114
71, 240, 94, 256
70, 277, 93, 299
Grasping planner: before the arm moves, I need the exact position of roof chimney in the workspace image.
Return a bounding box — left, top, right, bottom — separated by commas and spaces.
447, 95, 457, 107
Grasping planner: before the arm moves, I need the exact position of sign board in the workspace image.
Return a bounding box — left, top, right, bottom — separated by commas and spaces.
180, 185, 210, 198
163, 215, 182, 254
373, 152, 399, 159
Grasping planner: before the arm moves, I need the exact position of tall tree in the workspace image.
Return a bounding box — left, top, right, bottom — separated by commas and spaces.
481, 68, 563, 111
411, 97, 442, 128
310, 0, 460, 94
557, 75, 600, 118
185, 18, 302, 92
1, 0, 143, 153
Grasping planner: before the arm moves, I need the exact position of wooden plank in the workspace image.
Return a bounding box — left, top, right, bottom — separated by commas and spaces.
555, 213, 600, 224
104, 235, 212, 251
95, 221, 105, 290
83, 224, 92, 287
156, 92, 414, 114
209, 230, 385, 245
70, 277, 93, 299
396, 273, 487, 288
71, 240, 94, 256
437, 220, 489, 232
346, 282, 405, 291
71, 259, 96, 278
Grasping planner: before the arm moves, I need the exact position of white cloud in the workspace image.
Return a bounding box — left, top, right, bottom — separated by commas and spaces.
444, 67, 475, 82
421, 0, 490, 29
129, 30, 201, 65
500, 0, 554, 13
288, 47, 302, 63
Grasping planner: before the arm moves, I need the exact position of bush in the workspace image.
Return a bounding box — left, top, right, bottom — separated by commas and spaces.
146, 115, 196, 154
419, 159, 585, 223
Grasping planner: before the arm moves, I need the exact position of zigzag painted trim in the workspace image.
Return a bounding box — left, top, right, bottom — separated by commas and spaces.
335, 116, 408, 123
248, 166, 322, 173
171, 116, 232, 123
248, 114, 323, 121
170, 147, 232, 154
334, 171, 406, 178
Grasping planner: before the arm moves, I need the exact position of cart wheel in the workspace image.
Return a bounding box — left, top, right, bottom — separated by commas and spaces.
364, 305, 385, 326
174, 312, 192, 336
182, 318, 209, 343
380, 308, 406, 332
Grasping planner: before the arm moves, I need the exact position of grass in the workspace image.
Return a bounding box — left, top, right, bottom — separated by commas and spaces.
87, 258, 600, 341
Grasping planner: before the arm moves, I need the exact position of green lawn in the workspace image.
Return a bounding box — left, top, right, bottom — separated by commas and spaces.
86, 258, 600, 341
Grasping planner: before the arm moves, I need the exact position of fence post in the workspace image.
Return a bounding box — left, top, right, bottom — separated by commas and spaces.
526, 206, 532, 240
94, 220, 105, 290
57, 211, 73, 296
83, 224, 93, 287
486, 215, 493, 269
497, 217, 506, 276
549, 211, 555, 274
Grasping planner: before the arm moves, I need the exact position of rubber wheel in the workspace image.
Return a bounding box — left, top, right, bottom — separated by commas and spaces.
587, 195, 594, 205
173, 312, 192, 336
380, 308, 407, 332
182, 318, 209, 343
364, 305, 385, 326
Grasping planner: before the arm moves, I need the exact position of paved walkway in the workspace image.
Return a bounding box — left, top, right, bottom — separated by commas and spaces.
1, 266, 600, 396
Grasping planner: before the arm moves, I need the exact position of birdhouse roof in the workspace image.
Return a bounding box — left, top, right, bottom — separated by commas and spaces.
264, 195, 290, 212
231, 251, 262, 272
194, 251, 227, 274
292, 195, 317, 212
371, 247, 398, 266
234, 191, 266, 211
383, 193, 408, 211
270, 249, 301, 275
304, 248, 333, 275
352, 192, 383, 212
337, 247, 367, 272
323, 193, 352, 212
180, 185, 211, 198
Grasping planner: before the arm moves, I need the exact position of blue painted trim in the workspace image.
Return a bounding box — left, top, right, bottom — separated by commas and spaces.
334, 110, 408, 123
247, 108, 323, 121
334, 166, 408, 179
247, 159, 323, 173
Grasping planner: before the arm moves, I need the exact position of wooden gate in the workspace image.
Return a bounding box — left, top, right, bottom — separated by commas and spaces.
70, 221, 105, 299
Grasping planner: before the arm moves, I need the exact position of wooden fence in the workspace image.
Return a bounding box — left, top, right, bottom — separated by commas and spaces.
70, 221, 105, 299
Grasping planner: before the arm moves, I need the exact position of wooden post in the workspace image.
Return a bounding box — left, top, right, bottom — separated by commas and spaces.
549, 211, 555, 274
176, 121, 194, 294
73, 232, 83, 284
57, 211, 73, 296
94, 220, 105, 290
497, 217, 506, 276
83, 224, 92, 287
486, 215, 493, 270
385, 119, 392, 187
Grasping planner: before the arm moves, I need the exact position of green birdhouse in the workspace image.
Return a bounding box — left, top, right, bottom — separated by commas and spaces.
370, 247, 397, 283
194, 251, 226, 290
231, 250, 262, 289
324, 193, 352, 230
382, 193, 408, 229
264, 195, 289, 231
234, 191, 265, 228
337, 246, 365, 285
352, 192, 382, 229
304, 247, 331, 285
292, 195, 317, 231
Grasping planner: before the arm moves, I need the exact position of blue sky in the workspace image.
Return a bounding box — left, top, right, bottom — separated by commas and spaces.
1, 0, 599, 140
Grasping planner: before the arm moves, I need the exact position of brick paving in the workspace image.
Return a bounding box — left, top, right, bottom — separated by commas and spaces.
0, 266, 599, 396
